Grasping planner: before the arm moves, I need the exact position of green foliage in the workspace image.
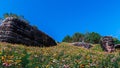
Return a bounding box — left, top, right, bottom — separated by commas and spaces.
3, 13, 9, 18
62, 32, 101, 44
3, 13, 20, 18
84, 32, 91, 43
0, 44, 30, 68
84, 32, 101, 44
62, 35, 72, 42
91, 44, 103, 52
0, 42, 120, 67
72, 32, 84, 42
3, 13, 30, 24
21, 49, 30, 68
113, 38, 120, 44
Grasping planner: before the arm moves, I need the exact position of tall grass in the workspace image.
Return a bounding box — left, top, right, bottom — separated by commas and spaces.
0, 42, 120, 68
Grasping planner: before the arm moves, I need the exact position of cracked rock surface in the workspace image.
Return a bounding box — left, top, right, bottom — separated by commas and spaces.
0, 17, 57, 46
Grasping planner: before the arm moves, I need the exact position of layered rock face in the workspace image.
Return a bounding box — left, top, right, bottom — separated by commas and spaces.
100, 36, 115, 52
0, 17, 57, 46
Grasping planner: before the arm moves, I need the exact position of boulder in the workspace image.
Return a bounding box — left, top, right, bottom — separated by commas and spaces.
0, 17, 57, 46
100, 36, 115, 52
71, 42, 92, 49
115, 44, 120, 48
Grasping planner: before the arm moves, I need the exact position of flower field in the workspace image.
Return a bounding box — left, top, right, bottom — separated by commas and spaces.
0, 42, 120, 68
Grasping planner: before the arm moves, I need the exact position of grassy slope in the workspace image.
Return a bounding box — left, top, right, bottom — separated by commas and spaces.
0, 42, 120, 68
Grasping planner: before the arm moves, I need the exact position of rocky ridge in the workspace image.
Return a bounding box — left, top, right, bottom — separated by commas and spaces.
0, 17, 57, 46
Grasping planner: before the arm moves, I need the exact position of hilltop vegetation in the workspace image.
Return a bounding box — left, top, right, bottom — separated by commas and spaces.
62, 32, 120, 44
0, 42, 120, 68
0, 13, 39, 29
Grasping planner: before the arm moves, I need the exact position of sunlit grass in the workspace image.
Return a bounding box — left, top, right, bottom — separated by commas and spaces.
0, 42, 120, 68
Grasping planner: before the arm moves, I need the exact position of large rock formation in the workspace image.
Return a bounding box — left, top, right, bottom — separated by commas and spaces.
0, 17, 57, 46
100, 36, 115, 52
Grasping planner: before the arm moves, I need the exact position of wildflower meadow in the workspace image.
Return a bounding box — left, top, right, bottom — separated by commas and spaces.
0, 42, 120, 68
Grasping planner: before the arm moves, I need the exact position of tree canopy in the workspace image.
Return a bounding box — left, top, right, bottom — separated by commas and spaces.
63, 32, 101, 44
84, 32, 101, 44
113, 38, 120, 44
72, 32, 84, 42
62, 35, 72, 43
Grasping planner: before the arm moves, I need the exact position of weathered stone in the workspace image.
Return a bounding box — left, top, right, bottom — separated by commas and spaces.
100, 36, 115, 52
71, 42, 92, 49
115, 44, 120, 48
0, 18, 3, 24
0, 17, 57, 46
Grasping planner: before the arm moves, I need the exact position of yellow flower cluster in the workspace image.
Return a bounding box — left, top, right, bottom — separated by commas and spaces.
1, 55, 22, 67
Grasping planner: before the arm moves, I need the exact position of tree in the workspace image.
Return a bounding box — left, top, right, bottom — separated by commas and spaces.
72, 32, 84, 42
62, 35, 72, 43
113, 38, 120, 44
84, 32, 91, 43
84, 32, 101, 44
62, 32, 101, 43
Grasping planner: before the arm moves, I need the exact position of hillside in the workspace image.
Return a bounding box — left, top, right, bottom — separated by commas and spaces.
0, 42, 120, 68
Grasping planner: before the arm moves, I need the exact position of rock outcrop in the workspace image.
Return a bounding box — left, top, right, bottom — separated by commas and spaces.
115, 44, 120, 48
100, 36, 115, 52
71, 42, 92, 49
0, 17, 57, 46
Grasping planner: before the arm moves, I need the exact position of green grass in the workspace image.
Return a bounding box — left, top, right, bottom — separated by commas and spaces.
0, 42, 120, 68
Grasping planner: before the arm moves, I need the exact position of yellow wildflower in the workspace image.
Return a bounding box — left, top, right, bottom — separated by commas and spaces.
86, 56, 90, 59
7, 60, 13, 63
15, 60, 21, 63
46, 64, 50, 68
80, 64, 85, 68
0, 52, 2, 55
7, 56, 14, 59
1, 56, 5, 62
35, 66, 39, 68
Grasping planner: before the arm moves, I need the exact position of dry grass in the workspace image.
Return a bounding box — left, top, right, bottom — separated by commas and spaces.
0, 42, 120, 68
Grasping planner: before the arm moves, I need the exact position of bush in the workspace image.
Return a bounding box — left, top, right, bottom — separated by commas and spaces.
62, 32, 101, 44
62, 35, 72, 42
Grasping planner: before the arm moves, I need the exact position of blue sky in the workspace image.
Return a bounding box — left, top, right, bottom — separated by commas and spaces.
0, 0, 120, 42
